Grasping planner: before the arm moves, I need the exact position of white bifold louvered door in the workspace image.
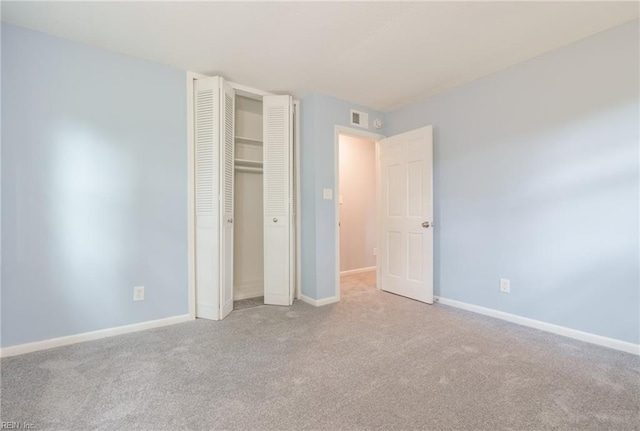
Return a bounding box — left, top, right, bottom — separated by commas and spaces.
219, 80, 235, 319
194, 76, 235, 320
194, 77, 222, 320
263, 95, 294, 306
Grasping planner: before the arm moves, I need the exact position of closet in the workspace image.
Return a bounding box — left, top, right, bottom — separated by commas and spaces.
193, 76, 297, 321
233, 96, 265, 303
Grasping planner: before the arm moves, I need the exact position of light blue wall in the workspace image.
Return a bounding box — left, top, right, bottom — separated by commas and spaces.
1, 25, 188, 347
386, 21, 640, 344
299, 96, 317, 299
3, 20, 637, 346
299, 94, 386, 299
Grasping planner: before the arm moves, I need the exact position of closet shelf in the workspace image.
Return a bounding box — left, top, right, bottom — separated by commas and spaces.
235, 165, 263, 174
235, 158, 263, 168
236, 136, 263, 145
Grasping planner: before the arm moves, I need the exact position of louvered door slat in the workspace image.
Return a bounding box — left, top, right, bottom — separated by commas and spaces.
224, 93, 234, 213
219, 80, 235, 319
265, 106, 286, 215
194, 78, 221, 320
195, 89, 215, 215
263, 95, 292, 306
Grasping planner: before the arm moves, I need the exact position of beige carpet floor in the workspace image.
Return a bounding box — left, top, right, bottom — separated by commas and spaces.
1, 271, 639, 430
233, 296, 264, 311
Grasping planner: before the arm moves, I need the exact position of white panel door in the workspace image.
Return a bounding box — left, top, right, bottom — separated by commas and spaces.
378, 126, 433, 303
219, 79, 235, 319
194, 77, 221, 320
263, 95, 293, 306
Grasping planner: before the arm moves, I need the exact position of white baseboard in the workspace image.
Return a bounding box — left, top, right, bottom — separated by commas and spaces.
435, 297, 639, 355
0, 314, 193, 358
234, 291, 263, 301
299, 294, 339, 307
233, 281, 263, 301
340, 266, 376, 276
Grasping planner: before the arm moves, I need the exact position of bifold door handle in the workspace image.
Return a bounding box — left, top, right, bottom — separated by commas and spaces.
422, 221, 431, 228
273, 218, 278, 223
228, 218, 233, 224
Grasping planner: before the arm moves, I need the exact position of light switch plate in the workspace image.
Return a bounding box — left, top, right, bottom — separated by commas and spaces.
323, 188, 333, 200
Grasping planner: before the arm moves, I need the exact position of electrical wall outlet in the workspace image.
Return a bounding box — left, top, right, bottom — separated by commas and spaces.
499, 278, 510, 294
133, 286, 145, 301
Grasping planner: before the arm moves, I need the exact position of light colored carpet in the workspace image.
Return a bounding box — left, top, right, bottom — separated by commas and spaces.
234, 296, 264, 311
1, 271, 639, 430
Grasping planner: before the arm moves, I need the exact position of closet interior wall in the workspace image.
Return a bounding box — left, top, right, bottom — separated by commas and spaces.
233, 96, 264, 301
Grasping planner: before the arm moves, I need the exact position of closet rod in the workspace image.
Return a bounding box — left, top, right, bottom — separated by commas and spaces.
235, 166, 263, 174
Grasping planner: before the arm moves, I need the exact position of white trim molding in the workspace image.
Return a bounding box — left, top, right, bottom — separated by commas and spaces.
233, 281, 264, 301
229, 81, 274, 99
299, 294, 339, 307
340, 266, 376, 276
294, 100, 301, 301
186, 71, 208, 320
0, 314, 192, 358
435, 297, 639, 355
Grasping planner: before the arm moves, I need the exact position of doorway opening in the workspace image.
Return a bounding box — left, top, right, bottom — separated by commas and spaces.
335, 128, 384, 300
334, 125, 434, 304
233, 95, 265, 312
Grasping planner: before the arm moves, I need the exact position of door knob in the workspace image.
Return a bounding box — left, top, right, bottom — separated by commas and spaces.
422, 221, 431, 228
273, 218, 278, 223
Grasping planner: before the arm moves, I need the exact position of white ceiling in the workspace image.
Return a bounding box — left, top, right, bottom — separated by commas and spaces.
2, 1, 638, 111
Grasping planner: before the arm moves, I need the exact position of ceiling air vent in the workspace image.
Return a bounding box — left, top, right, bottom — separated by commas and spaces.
350, 109, 369, 129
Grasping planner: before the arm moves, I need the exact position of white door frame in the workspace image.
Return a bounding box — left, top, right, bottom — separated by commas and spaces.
334, 126, 385, 301
294, 101, 301, 302
187, 73, 300, 319
187, 71, 209, 320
